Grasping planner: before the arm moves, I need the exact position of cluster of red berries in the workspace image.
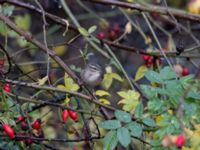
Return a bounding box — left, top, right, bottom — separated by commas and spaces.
97, 24, 120, 41
1, 116, 44, 146
143, 55, 161, 67
62, 109, 78, 123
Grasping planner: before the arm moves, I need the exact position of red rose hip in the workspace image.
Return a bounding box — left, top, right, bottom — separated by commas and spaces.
68, 110, 78, 121
2, 124, 15, 139
62, 110, 69, 123
32, 119, 41, 130
175, 134, 185, 147
97, 32, 106, 40
182, 67, 189, 76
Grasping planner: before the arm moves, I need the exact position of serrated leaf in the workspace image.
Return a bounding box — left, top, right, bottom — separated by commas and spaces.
88, 25, 97, 34
135, 65, 148, 81
160, 66, 177, 80
145, 70, 163, 83
103, 130, 118, 150
99, 98, 111, 105
127, 122, 143, 138
187, 91, 200, 100
117, 90, 140, 113
99, 120, 121, 129
78, 27, 89, 36
96, 90, 110, 96
134, 102, 144, 118
114, 110, 131, 123
143, 117, 156, 127
117, 127, 131, 147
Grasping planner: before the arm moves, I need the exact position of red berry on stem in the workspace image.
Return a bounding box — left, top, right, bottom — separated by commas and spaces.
108, 30, 117, 41
112, 24, 120, 34
21, 121, 28, 130
146, 56, 153, 67
32, 119, 41, 130
182, 67, 189, 76
3, 83, 11, 93
62, 110, 69, 123
97, 32, 106, 40
143, 55, 150, 61
2, 124, 15, 139
175, 134, 185, 147
25, 136, 33, 145
16, 115, 24, 122
68, 110, 78, 121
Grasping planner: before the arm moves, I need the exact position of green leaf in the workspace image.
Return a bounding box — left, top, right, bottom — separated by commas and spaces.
78, 27, 89, 36
180, 75, 194, 87
117, 127, 131, 147
99, 120, 121, 129
114, 110, 132, 123
145, 70, 163, 83
103, 130, 118, 150
143, 117, 156, 127
134, 102, 144, 118
160, 67, 177, 80
187, 91, 200, 100
2, 5, 15, 16
127, 122, 143, 138
88, 25, 97, 34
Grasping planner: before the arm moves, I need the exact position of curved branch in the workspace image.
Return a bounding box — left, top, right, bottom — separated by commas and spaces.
85, 0, 200, 23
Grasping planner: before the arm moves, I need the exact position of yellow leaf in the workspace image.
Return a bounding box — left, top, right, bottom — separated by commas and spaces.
15, 14, 31, 31
125, 21, 132, 34
99, 98, 110, 105
57, 85, 66, 89
96, 90, 110, 96
64, 73, 80, 91
102, 66, 123, 89
117, 99, 126, 105
111, 73, 123, 82
117, 91, 128, 99
53, 45, 66, 56
117, 90, 140, 113
38, 76, 48, 86
102, 74, 113, 90
64, 96, 70, 104
135, 65, 148, 81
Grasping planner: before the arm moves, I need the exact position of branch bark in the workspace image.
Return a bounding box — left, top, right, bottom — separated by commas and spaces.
85, 0, 200, 23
